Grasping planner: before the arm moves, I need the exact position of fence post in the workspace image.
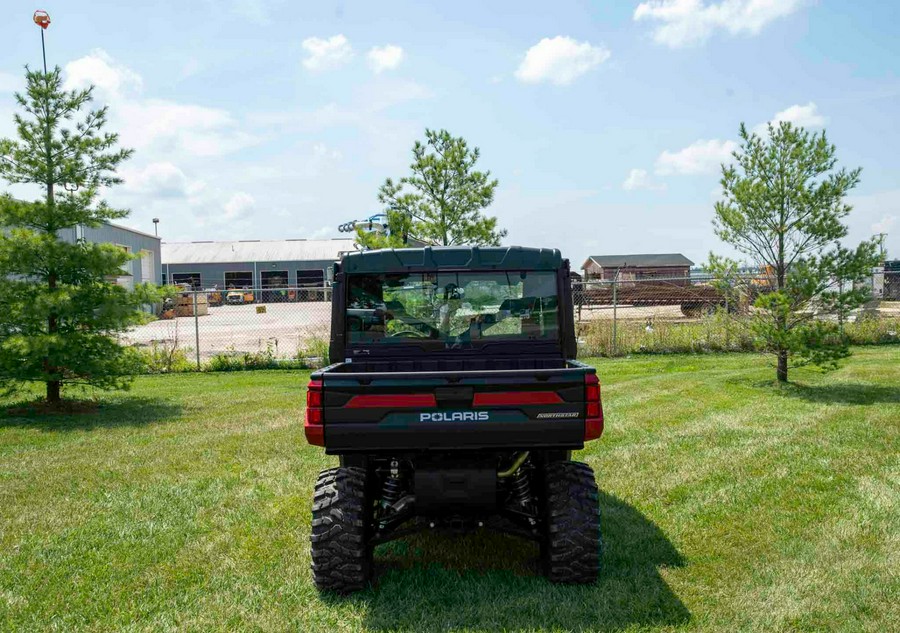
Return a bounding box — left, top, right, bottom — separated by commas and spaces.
611, 275, 618, 357
193, 290, 201, 370
576, 282, 582, 323
724, 290, 731, 349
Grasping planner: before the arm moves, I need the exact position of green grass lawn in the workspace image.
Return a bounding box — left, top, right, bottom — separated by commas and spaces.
1, 348, 898, 632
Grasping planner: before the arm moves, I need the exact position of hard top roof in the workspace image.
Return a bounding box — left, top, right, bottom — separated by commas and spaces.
340, 246, 564, 274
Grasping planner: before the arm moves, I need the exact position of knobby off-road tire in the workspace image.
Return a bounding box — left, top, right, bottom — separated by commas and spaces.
541, 461, 602, 584
310, 467, 373, 593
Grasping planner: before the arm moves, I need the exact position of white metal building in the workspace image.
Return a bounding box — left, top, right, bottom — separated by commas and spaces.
161, 238, 356, 290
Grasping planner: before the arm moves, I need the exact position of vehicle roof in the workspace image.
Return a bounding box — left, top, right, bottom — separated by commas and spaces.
340, 246, 564, 274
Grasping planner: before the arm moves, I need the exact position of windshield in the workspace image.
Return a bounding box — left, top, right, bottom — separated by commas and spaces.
346, 271, 559, 344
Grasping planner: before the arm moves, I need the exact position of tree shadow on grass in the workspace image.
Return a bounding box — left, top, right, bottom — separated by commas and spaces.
775, 382, 900, 405
349, 492, 689, 632
1, 396, 183, 431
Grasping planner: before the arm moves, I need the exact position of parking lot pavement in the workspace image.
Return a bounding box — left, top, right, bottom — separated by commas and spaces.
125, 301, 332, 359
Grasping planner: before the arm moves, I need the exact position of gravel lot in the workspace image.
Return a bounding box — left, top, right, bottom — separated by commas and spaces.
125, 301, 331, 359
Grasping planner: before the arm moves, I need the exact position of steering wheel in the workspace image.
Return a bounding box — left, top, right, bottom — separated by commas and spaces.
388, 329, 430, 338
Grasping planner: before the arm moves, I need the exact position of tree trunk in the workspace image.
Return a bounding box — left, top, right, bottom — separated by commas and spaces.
776, 349, 788, 383
46, 271, 60, 404
46, 380, 61, 404
45, 99, 58, 404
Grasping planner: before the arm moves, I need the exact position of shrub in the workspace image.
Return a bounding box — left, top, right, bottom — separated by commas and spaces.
137, 342, 194, 374
208, 344, 278, 372
578, 311, 898, 358
296, 328, 331, 369
845, 315, 900, 345
580, 311, 757, 357
207, 343, 308, 372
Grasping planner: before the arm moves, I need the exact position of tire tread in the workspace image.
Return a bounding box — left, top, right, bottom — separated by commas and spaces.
541, 461, 602, 583
310, 467, 372, 593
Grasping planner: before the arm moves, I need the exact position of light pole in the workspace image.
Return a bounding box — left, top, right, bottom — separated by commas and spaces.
33, 11, 50, 73
152, 218, 159, 237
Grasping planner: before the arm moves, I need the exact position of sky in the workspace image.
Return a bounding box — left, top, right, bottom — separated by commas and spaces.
1, 0, 899, 268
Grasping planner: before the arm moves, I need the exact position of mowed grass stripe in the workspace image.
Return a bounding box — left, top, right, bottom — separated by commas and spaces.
0, 347, 898, 631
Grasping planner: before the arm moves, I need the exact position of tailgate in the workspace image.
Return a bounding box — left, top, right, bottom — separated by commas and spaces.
318, 364, 594, 453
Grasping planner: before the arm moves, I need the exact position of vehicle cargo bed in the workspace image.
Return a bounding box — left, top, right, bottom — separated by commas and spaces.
315, 360, 593, 453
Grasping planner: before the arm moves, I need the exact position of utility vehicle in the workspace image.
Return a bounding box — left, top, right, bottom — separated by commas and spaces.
304, 246, 603, 593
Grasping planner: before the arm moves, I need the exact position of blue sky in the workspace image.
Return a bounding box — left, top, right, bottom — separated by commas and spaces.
2, 0, 899, 267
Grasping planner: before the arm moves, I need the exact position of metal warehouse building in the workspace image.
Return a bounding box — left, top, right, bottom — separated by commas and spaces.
161, 238, 356, 291
60, 222, 162, 287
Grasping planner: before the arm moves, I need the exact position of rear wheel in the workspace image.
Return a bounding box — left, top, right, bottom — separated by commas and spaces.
310, 467, 373, 593
540, 461, 601, 584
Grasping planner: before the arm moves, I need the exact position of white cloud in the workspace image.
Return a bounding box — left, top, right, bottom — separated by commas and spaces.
312, 142, 342, 161
121, 162, 205, 198
656, 139, 737, 175
223, 192, 255, 221
515, 36, 611, 86
634, 0, 806, 48
46, 49, 429, 244
623, 168, 666, 191
63, 49, 142, 99
753, 102, 827, 135
63, 51, 259, 159
119, 100, 259, 157
367, 45, 404, 73
872, 215, 896, 235
302, 35, 353, 72
56, 50, 270, 241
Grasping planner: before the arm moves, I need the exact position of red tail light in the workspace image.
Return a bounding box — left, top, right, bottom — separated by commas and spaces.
305, 379, 324, 446
473, 391, 563, 406
584, 373, 604, 441
345, 394, 437, 408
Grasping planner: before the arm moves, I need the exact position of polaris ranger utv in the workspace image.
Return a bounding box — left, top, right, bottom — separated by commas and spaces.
304, 246, 603, 593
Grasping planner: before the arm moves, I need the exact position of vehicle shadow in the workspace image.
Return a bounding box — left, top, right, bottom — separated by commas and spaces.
1, 397, 183, 431
354, 492, 689, 632
776, 382, 900, 405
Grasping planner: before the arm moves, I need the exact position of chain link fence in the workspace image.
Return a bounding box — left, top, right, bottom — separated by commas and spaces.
574, 270, 900, 357
122, 272, 900, 370
123, 286, 333, 371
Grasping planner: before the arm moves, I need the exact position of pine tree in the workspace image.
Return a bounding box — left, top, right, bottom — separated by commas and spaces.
0, 68, 155, 404
709, 122, 878, 382
358, 129, 506, 249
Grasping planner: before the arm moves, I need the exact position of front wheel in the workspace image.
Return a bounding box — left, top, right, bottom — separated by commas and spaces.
310, 467, 373, 593
540, 461, 602, 584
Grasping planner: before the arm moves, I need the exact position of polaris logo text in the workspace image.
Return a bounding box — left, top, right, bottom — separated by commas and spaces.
420, 411, 490, 422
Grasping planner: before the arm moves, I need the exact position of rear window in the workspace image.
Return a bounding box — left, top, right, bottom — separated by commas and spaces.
346, 271, 559, 344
